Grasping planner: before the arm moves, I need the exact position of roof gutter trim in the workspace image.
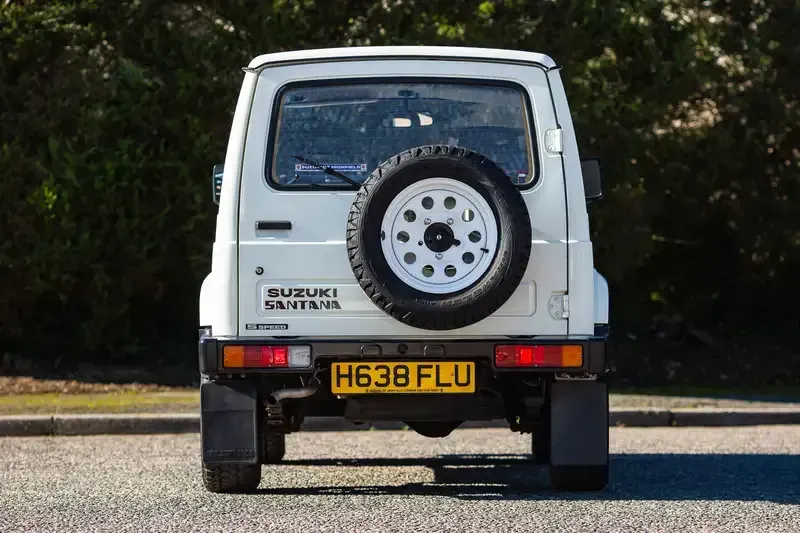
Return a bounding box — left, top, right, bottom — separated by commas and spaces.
246, 54, 557, 74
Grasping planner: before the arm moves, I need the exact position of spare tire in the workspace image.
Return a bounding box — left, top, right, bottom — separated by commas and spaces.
346, 145, 532, 330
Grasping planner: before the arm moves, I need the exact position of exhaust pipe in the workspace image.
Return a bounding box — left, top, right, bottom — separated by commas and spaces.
268, 387, 317, 404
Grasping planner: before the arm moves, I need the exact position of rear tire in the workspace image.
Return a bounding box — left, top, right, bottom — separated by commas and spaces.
202, 463, 261, 493
530, 407, 551, 464
263, 431, 286, 464
549, 464, 609, 491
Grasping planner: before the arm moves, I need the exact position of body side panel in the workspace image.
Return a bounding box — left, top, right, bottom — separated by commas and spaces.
200, 73, 257, 334
546, 70, 598, 335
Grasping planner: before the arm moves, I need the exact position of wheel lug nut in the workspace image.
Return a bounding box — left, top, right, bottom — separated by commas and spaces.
447, 218, 454, 225
424, 218, 431, 225
435, 253, 443, 260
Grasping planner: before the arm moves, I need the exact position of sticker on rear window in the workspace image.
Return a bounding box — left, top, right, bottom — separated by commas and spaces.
294, 163, 367, 172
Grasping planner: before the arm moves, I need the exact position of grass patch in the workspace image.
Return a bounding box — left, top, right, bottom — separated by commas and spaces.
0, 391, 199, 415
2, 386, 799, 416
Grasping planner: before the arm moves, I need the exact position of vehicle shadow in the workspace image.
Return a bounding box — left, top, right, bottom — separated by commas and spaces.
260, 453, 800, 503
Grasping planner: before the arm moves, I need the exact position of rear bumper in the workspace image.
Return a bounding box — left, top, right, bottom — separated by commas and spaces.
198, 327, 609, 377
199, 327, 610, 461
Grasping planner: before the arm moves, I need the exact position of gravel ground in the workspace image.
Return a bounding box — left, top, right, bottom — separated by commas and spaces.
1, 427, 799, 532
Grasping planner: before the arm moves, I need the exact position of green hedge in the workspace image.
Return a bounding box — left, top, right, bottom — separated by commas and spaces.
2, 1, 798, 384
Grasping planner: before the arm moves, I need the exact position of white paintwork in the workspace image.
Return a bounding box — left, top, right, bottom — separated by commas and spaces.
380, 177, 498, 293
593, 270, 609, 325
199, 73, 257, 335
200, 48, 610, 339
545, 69, 599, 335
248, 46, 556, 71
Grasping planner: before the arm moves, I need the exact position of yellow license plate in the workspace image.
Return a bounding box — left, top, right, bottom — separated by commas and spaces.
331, 361, 475, 394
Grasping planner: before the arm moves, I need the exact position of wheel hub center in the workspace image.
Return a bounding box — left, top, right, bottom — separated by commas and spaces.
424, 223, 455, 253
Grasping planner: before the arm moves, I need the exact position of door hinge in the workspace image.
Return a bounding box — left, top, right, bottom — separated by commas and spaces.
548, 293, 569, 319
545, 128, 563, 154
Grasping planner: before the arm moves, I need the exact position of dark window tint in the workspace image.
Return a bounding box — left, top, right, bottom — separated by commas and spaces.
269, 82, 535, 187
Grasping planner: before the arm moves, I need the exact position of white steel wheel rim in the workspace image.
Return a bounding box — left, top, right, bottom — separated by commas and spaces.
380, 177, 499, 295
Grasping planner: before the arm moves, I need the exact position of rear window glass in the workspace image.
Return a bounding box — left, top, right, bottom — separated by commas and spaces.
268, 81, 535, 188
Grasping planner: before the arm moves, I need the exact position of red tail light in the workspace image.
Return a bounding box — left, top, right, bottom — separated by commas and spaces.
222, 345, 311, 368
495, 345, 583, 368
273, 346, 288, 366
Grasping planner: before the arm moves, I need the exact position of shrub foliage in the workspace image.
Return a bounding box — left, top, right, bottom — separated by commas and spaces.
2, 1, 798, 384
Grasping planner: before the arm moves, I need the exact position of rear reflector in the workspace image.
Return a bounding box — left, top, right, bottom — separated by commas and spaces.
495, 345, 583, 368
223, 345, 312, 369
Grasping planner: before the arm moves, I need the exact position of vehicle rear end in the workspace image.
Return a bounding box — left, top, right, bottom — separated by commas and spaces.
198, 47, 609, 493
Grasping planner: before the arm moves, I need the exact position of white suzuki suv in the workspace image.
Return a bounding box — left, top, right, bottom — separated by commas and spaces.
199, 46, 610, 494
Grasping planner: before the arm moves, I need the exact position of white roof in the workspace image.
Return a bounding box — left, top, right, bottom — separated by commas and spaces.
247, 46, 556, 70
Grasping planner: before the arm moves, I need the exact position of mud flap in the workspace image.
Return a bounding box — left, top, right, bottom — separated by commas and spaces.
549, 381, 609, 466
201, 380, 259, 465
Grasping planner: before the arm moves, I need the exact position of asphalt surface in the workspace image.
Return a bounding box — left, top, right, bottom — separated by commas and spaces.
1, 427, 799, 533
